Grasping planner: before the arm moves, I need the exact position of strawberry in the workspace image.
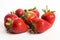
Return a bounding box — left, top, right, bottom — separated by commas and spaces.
15, 9, 24, 17
20, 10, 39, 33
35, 19, 51, 33
10, 18, 28, 34
28, 7, 40, 17
41, 6, 55, 24
21, 10, 38, 24
4, 13, 18, 28
4, 13, 28, 33
29, 19, 51, 34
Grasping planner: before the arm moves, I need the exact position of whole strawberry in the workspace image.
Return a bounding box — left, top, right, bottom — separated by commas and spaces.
10, 18, 28, 34
35, 19, 51, 33
29, 19, 51, 34
15, 9, 24, 17
4, 13, 18, 28
4, 13, 28, 34
41, 6, 55, 24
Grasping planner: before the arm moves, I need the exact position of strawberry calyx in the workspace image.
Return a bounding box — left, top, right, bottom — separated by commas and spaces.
42, 5, 55, 13
6, 18, 13, 32
21, 9, 34, 19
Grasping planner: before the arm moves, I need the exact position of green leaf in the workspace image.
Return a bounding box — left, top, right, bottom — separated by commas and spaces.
7, 26, 11, 32
48, 9, 50, 12
42, 9, 46, 13
6, 22, 11, 26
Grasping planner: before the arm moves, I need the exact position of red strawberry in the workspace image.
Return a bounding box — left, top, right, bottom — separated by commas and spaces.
16, 9, 24, 17
4, 13, 18, 28
35, 19, 51, 33
10, 18, 28, 34
29, 19, 51, 34
21, 10, 38, 24
28, 7, 40, 17
41, 6, 55, 24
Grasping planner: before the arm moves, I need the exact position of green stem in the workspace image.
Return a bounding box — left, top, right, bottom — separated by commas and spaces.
46, 5, 48, 12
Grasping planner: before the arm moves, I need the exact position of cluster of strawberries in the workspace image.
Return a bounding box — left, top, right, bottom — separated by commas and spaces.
4, 6, 55, 34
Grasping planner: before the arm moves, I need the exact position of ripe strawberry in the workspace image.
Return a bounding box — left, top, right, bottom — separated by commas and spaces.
28, 7, 40, 17
21, 10, 38, 24
4, 13, 18, 28
41, 6, 55, 24
10, 18, 28, 34
35, 19, 51, 33
29, 19, 51, 34
15, 9, 24, 17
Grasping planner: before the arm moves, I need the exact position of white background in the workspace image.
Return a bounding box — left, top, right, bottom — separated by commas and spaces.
0, 0, 60, 40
